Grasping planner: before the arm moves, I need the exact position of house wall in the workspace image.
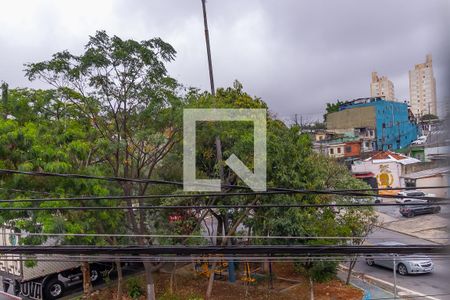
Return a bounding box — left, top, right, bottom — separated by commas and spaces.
326, 106, 376, 130
424, 145, 450, 161
328, 144, 345, 158
374, 102, 418, 150
327, 99, 418, 151
337, 100, 418, 150
344, 142, 361, 157
416, 175, 449, 198
352, 161, 403, 190
403, 161, 438, 174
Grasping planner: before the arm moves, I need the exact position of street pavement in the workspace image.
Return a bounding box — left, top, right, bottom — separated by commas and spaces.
377, 200, 448, 244
354, 226, 450, 300
377, 200, 450, 220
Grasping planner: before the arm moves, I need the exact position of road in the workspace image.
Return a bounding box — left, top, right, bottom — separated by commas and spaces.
354, 226, 450, 300
377, 200, 450, 219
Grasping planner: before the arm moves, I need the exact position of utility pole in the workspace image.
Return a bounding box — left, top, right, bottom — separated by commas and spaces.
393, 254, 397, 299
202, 0, 215, 96
1, 82, 8, 120
200, 1, 232, 298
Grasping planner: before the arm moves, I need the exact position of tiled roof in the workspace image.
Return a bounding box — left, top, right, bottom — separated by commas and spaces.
364, 151, 420, 165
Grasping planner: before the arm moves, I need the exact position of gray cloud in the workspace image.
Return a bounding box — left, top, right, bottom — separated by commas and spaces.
0, 0, 448, 121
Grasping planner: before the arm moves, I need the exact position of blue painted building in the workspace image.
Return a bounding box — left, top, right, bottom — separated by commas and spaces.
327, 97, 419, 151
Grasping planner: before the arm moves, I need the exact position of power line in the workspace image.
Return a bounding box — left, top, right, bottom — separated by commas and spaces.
0, 169, 183, 186
0, 189, 447, 204
1, 202, 448, 211
10, 232, 449, 241
1, 255, 450, 263
0, 187, 59, 196
0, 244, 446, 255
1, 168, 448, 197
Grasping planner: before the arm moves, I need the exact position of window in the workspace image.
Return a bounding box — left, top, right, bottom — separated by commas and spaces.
337, 147, 341, 154
345, 146, 352, 153
405, 179, 417, 188
330, 148, 334, 155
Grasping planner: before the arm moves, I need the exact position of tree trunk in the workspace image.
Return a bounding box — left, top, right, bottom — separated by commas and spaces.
81, 262, 92, 299
116, 259, 123, 300
205, 263, 216, 299
309, 277, 314, 300
169, 262, 177, 294
143, 262, 156, 300
345, 256, 357, 285
206, 199, 258, 299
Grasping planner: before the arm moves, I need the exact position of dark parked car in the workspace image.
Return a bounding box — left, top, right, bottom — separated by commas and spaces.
399, 203, 441, 217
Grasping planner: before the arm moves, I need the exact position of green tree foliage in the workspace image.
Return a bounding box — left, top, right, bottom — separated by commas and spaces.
323, 100, 346, 122
0, 30, 377, 294
420, 114, 438, 121
0, 88, 124, 248
24, 31, 184, 298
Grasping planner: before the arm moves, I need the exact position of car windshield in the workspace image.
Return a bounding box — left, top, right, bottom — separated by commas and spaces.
407, 191, 425, 196
403, 204, 429, 209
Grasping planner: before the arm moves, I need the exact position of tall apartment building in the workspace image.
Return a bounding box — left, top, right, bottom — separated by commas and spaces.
370, 72, 395, 101
409, 54, 437, 117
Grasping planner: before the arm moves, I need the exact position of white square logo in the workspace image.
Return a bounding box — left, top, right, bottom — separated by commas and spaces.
183, 108, 267, 192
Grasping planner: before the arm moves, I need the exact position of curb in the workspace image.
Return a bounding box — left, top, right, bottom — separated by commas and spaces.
375, 225, 444, 245
339, 265, 441, 300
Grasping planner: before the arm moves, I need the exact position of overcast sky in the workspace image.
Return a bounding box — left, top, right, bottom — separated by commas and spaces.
0, 0, 448, 122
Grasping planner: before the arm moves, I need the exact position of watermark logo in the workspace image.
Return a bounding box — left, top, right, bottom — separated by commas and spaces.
183, 108, 266, 192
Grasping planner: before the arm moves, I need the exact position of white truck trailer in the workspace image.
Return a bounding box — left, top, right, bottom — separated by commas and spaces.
0, 227, 107, 300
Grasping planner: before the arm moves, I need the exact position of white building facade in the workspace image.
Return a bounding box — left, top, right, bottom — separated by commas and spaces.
409, 54, 437, 117
370, 72, 395, 101
352, 151, 420, 194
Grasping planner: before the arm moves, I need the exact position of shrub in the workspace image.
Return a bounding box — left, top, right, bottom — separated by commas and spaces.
126, 277, 144, 299
295, 261, 338, 283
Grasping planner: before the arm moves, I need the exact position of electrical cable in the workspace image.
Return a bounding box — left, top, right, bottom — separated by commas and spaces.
0, 187, 59, 196
1, 168, 448, 198
9, 232, 449, 241
1, 255, 450, 263
0, 188, 447, 204
1, 202, 449, 211
0, 244, 447, 255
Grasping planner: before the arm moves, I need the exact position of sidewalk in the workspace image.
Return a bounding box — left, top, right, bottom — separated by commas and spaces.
337, 270, 393, 300
376, 211, 448, 244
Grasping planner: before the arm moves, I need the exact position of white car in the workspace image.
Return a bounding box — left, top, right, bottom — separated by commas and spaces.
411, 136, 428, 145
366, 242, 434, 275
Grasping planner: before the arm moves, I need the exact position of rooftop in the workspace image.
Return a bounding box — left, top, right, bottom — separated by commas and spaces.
402, 166, 450, 179
363, 151, 421, 165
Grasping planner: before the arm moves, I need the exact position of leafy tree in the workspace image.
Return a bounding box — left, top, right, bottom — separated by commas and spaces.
175, 83, 376, 294
25, 31, 184, 299
0, 87, 125, 296
4, 30, 379, 298
249, 154, 375, 283
420, 114, 438, 121
323, 100, 346, 122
